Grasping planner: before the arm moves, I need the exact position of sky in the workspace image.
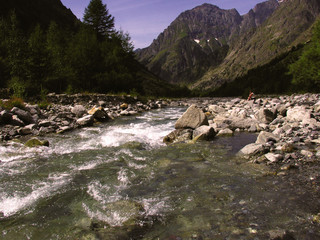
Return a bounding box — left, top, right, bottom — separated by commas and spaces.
60, 0, 268, 49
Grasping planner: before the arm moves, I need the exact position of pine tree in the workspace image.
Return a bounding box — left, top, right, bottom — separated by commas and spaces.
83, 0, 115, 37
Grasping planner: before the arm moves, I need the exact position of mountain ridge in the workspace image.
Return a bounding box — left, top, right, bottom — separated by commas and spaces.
136, 0, 320, 92
136, 0, 280, 85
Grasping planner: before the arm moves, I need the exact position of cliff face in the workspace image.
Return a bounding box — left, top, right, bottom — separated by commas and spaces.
136, 0, 320, 91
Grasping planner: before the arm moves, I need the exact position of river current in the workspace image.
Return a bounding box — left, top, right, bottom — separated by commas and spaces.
0, 107, 319, 239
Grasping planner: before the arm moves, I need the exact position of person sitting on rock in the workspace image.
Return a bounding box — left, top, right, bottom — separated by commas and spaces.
247, 91, 255, 102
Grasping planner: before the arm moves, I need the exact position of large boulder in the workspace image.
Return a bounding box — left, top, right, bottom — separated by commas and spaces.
88, 106, 109, 121
238, 143, 265, 157
11, 107, 34, 124
255, 108, 276, 124
71, 105, 87, 118
256, 131, 280, 144
175, 104, 208, 129
193, 125, 216, 141
286, 106, 311, 122
76, 115, 94, 127
208, 105, 226, 114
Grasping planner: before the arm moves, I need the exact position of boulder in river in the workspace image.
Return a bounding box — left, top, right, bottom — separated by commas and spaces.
238, 143, 266, 157
175, 104, 208, 130
76, 115, 94, 127
193, 125, 216, 141
25, 137, 49, 147
88, 106, 109, 121
163, 129, 193, 144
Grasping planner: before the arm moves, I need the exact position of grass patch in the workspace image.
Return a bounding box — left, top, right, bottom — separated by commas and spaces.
0, 97, 26, 110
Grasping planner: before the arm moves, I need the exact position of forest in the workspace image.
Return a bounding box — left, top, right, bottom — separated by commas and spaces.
0, 0, 187, 100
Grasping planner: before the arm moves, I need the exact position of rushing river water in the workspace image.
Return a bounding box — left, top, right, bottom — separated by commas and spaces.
0, 107, 319, 240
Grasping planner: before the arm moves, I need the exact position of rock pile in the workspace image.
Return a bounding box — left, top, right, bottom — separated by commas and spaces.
165, 94, 320, 170
0, 93, 168, 141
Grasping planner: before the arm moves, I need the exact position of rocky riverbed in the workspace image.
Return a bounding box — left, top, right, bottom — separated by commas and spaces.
165, 94, 320, 218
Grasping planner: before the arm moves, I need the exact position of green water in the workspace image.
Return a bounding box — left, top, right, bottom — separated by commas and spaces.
0, 108, 319, 239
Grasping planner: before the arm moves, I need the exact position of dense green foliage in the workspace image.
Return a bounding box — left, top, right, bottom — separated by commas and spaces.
289, 20, 320, 91
0, 1, 185, 99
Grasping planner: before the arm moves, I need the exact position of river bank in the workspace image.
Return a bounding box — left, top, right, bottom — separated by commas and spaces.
0, 93, 169, 142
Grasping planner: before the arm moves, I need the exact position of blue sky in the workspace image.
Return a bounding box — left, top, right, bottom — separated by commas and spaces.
60, 0, 267, 49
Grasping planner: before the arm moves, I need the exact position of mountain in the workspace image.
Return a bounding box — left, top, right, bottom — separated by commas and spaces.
0, 0, 79, 31
194, 0, 320, 90
136, 0, 279, 85
136, 0, 320, 92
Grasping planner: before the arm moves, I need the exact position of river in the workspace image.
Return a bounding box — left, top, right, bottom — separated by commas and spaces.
0, 107, 319, 239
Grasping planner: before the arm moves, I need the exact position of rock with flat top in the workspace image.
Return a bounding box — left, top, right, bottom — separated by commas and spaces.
175, 104, 208, 129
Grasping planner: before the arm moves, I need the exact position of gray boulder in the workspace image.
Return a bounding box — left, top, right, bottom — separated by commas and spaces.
208, 105, 226, 114
238, 143, 265, 157
76, 115, 94, 127
216, 128, 233, 137
175, 104, 208, 129
11, 107, 34, 124
256, 131, 279, 144
255, 108, 276, 124
264, 153, 283, 163
193, 125, 216, 141
71, 105, 87, 117
286, 106, 311, 122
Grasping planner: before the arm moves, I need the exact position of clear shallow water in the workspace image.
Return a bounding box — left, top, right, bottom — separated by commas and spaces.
0, 107, 319, 239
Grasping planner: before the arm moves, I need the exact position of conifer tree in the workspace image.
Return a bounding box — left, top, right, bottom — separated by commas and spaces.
83, 0, 115, 37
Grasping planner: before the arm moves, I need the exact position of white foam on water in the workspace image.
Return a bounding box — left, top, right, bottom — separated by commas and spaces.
0, 173, 72, 217
82, 203, 131, 227
99, 121, 173, 148
142, 197, 171, 216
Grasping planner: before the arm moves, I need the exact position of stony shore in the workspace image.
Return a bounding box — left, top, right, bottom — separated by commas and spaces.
0, 93, 168, 142
164, 94, 320, 216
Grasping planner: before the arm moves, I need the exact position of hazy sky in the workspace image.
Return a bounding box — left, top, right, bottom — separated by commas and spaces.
60, 0, 267, 49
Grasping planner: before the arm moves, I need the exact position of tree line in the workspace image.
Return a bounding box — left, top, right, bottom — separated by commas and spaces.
0, 0, 158, 99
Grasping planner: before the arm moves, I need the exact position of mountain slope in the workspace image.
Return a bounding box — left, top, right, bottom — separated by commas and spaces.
136, 0, 279, 85
136, 4, 243, 84
194, 0, 320, 90
0, 0, 79, 31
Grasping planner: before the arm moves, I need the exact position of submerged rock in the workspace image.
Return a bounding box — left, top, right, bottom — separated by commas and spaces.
25, 137, 49, 147
163, 129, 193, 144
